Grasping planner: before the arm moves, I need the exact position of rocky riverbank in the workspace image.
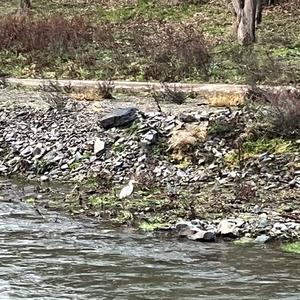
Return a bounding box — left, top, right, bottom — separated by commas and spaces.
0, 88, 299, 242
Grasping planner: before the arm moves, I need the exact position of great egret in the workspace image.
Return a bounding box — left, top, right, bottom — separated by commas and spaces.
119, 179, 137, 199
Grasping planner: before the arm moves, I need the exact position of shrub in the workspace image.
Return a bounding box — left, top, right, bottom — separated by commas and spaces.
0, 13, 210, 81
152, 83, 187, 105
93, 19, 210, 81
247, 87, 300, 138
0, 14, 92, 53
97, 80, 115, 99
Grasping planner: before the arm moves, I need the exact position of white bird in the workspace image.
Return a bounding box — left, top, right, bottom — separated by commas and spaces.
119, 179, 137, 199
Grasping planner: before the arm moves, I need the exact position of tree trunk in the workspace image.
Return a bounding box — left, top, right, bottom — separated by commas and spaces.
20, 0, 32, 9
256, 0, 262, 26
232, 0, 257, 45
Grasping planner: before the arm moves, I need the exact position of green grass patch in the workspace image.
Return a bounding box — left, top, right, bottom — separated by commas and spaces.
0, 0, 299, 83
281, 242, 300, 254
139, 215, 169, 231
224, 137, 298, 167
233, 237, 254, 245
243, 138, 298, 155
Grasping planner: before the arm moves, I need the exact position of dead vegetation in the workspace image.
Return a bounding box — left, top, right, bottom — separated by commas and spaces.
168, 124, 207, 161
210, 91, 246, 107
246, 86, 300, 138
0, 13, 210, 81
96, 81, 115, 99
42, 92, 69, 112
152, 83, 187, 105
0, 14, 91, 53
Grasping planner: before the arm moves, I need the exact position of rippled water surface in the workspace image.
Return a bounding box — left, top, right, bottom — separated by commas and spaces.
0, 178, 299, 299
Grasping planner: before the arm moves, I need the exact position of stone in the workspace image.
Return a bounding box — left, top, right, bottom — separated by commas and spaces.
178, 228, 197, 238
141, 130, 158, 146
7, 157, 21, 166
178, 113, 197, 123
217, 219, 237, 236
20, 146, 32, 157
176, 170, 186, 178
99, 107, 138, 129
32, 144, 44, 157
94, 138, 105, 155
175, 221, 193, 231
188, 230, 216, 242
43, 150, 57, 162
273, 222, 288, 231
0, 165, 8, 173
254, 234, 270, 243
40, 175, 49, 182
235, 219, 245, 227
61, 164, 69, 170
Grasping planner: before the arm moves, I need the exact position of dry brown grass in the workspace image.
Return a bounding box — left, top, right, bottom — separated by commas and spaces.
70, 81, 114, 101
0, 14, 91, 53
70, 90, 102, 101
209, 92, 246, 107
168, 124, 207, 161
266, 88, 300, 137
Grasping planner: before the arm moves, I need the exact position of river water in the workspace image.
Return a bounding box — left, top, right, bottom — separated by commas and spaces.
0, 178, 299, 300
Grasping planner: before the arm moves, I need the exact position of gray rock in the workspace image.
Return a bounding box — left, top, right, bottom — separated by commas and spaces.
32, 144, 44, 158
61, 164, 69, 170
0, 165, 8, 173
257, 213, 269, 228
94, 138, 105, 155
188, 230, 216, 242
273, 222, 288, 232
74, 152, 82, 161
7, 157, 21, 166
43, 150, 57, 161
178, 228, 197, 238
175, 221, 193, 231
178, 113, 197, 123
176, 170, 186, 178
141, 130, 158, 145
191, 219, 202, 226
99, 107, 138, 129
40, 175, 49, 182
20, 146, 32, 157
217, 219, 237, 236
89, 156, 98, 163
254, 234, 270, 243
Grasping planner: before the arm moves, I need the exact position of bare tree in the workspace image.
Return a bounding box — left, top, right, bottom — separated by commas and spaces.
256, 0, 263, 26
20, 0, 32, 9
232, 0, 258, 45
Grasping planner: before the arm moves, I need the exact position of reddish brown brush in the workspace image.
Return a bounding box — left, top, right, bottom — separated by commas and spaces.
97, 19, 210, 81
0, 14, 92, 53
268, 88, 300, 137
0, 13, 210, 81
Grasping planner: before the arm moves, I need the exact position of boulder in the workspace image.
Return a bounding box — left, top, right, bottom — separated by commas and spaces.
217, 219, 237, 236
178, 227, 198, 238
188, 230, 216, 242
254, 234, 270, 244
99, 107, 138, 129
